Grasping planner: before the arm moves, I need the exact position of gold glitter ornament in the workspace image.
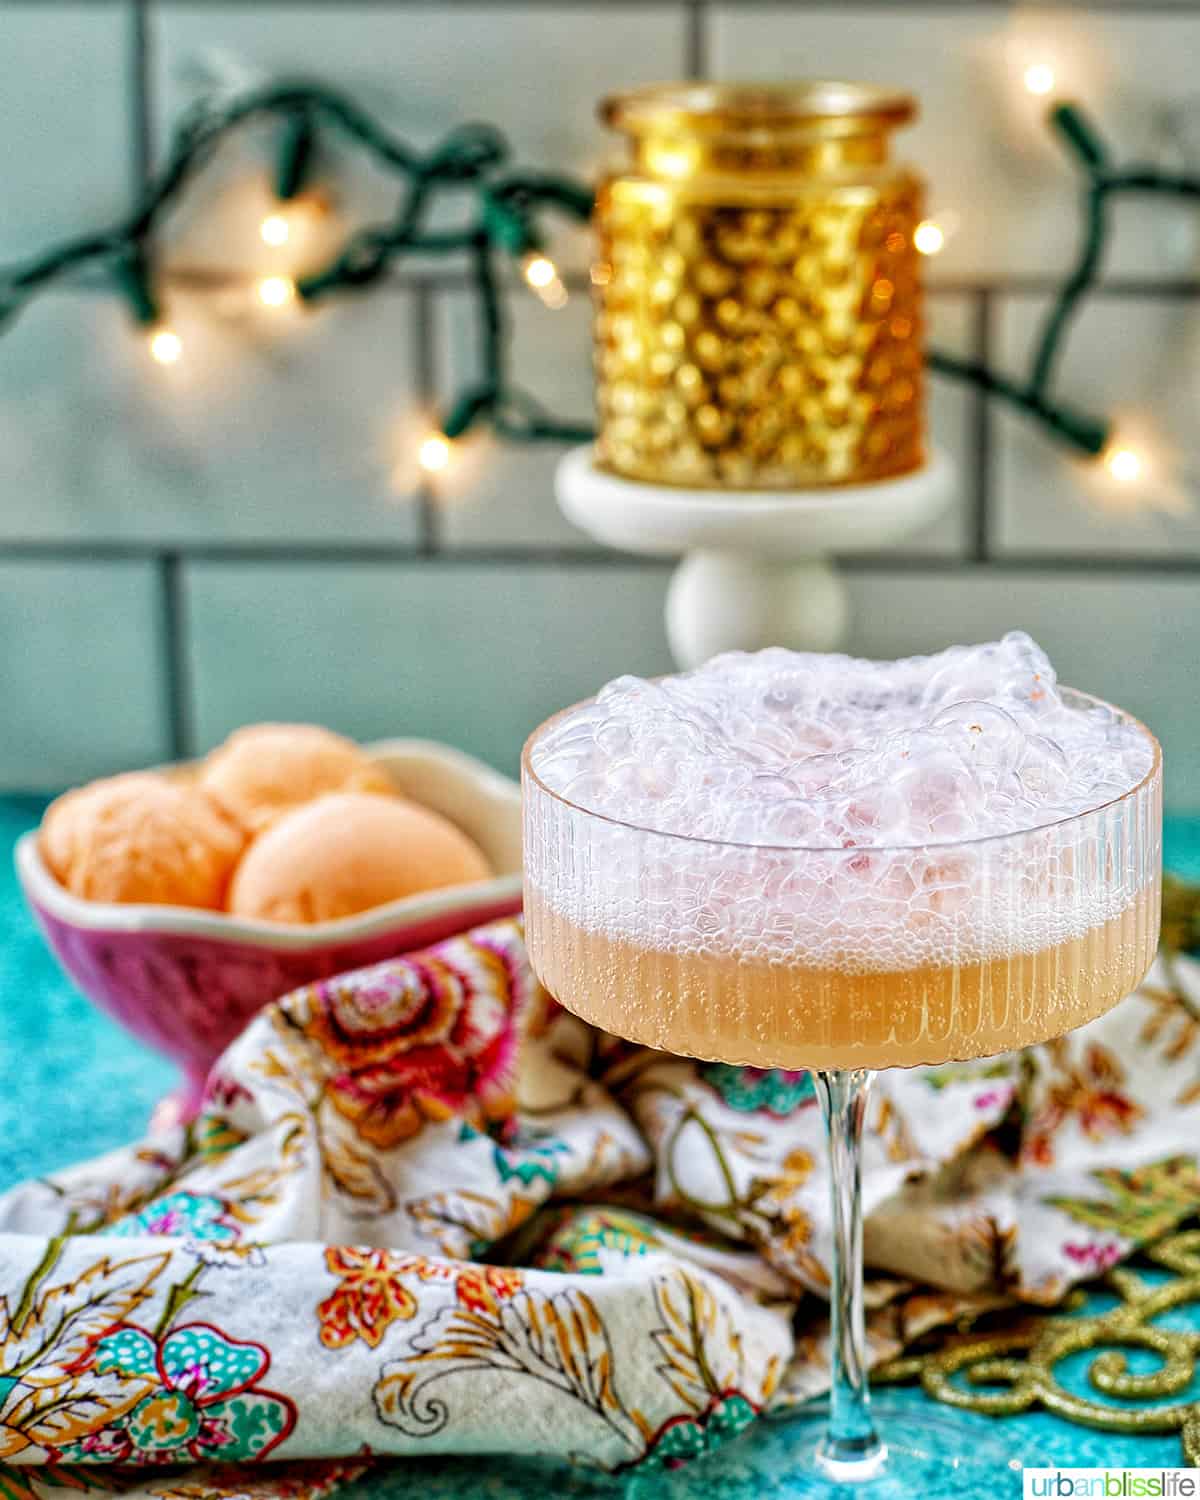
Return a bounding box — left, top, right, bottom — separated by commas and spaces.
593, 82, 925, 488
875, 1226, 1200, 1466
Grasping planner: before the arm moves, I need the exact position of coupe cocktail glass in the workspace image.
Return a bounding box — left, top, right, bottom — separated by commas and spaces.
522, 687, 1161, 1492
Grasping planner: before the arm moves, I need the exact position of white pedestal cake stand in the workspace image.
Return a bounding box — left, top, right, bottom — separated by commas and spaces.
556, 445, 956, 668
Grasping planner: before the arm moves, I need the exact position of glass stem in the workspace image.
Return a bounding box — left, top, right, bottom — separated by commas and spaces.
814, 1068, 885, 1477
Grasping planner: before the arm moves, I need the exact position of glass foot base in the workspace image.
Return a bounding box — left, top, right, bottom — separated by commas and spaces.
766, 1391, 1033, 1497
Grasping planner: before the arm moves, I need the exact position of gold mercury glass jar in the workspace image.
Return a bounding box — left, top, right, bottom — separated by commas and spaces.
593, 82, 925, 489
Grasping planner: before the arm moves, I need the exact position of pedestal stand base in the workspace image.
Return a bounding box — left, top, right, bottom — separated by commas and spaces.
556, 446, 956, 667
667, 551, 848, 666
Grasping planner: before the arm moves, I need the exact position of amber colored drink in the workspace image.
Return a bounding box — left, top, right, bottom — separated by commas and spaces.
525, 882, 1160, 1072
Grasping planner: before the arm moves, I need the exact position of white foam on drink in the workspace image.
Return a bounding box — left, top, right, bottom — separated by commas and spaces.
525, 634, 1159, 969
531, 633, 1153, 849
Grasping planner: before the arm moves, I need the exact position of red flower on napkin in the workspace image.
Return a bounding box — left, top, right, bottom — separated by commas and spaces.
300, 926, 532, 1149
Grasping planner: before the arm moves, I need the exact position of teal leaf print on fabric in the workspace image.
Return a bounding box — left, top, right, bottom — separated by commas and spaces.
158, 1324, 267, 1394
700, 1064, 815, 1116
91, 1327, 159, 1382
103, 1192, 237, 1246
455, 1119, 569, 1187
54, 1322, 295, 1465
638, 1392, 758, 1470
221, 1391, 297, 1457
536, 1208, 663, 1274
490, 1141, 567, 1187
484, 1121, 570, 1188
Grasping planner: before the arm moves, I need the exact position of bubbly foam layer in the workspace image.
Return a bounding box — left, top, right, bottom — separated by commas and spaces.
525, 635, 1160, 970
531, 634, 1153, 848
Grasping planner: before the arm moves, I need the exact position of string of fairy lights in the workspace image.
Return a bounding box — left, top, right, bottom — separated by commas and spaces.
922, 57, 1200, 489
1, 62, 1196, 491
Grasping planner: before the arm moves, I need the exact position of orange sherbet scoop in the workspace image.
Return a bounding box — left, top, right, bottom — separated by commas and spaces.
202, 723, 395, 834
41, 772, 244, 908
227, 792, 492, 924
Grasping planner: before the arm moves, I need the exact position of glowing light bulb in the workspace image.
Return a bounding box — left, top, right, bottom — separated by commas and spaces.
522, 254, 556, 290
260, 213, 291, 247
1105, 445, 1142, 483
419, 432, 451, 473
913, 219, 946, 256
1024, 62, 1056, 97
148, 328, 183, 365
257, 275, 296, 308
521, 252, 568, 308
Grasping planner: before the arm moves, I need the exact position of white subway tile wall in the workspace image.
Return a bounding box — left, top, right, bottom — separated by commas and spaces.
710, 4, 1200, 281
2, 6, 132, 263
909, 291, 974, 558
0, 291, 423, 543
1, 2, 1198, 807
844, 570, 1200, 812
184, 560, 675, 768
0, 561, 169, 784
157, 3, 688, 272
995, 293, 1200, 557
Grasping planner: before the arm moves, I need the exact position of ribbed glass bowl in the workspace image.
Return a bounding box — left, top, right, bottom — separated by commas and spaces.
522, 689, 1162, 1072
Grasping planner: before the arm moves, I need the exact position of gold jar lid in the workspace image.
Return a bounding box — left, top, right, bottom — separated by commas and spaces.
601, 81, 917, 145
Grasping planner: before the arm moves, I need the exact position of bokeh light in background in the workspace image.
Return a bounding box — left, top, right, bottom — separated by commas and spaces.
1105, 446, 1143, 485
256, 275, 296, 309
914, 219, 946, 256
148, 327, 183, 365
419, 432, 452, 473
1023, 62, 1056, 97
522, 252, 568, 309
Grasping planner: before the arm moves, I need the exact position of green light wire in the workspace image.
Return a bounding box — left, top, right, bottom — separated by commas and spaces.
0, 84, 1197, 460
935, 100, 1200, 460
0, 81, 585, 444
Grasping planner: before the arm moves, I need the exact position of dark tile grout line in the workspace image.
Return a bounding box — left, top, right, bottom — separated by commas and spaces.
157, 552, 194, 759
413, 280, 440, 554
843, 553, 1200, 575
365, 275, 1200, 301
129, 0, 154, 194
771, 0, 1200, 7
111, 0, 1200, 10
970, 288, 993, 564
686, 0, 709, 79
673, 0, 1200, 8
139, 0, 716, 7
129, 0, 193, 758
3, 541, 1200, 574
116, 268, 1200, 300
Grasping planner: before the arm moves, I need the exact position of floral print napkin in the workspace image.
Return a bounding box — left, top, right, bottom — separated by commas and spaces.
1, 917, 1198, 1497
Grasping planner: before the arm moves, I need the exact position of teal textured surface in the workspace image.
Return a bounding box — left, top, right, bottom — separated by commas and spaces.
1, 796, 1193, 1488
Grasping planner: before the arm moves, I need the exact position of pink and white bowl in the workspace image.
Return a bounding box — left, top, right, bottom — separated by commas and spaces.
15, 739, 523, 1121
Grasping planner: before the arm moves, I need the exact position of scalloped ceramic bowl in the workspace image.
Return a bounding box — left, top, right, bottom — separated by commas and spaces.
16, 739, 523, 1118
